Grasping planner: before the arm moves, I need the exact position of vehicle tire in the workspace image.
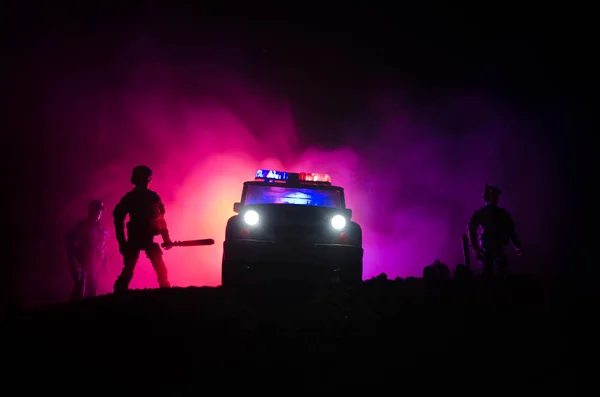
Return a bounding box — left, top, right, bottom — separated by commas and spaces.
221, 260, 241, 288
339, 259, 363, 286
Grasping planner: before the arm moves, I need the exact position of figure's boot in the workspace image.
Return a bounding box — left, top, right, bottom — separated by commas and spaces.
113, 268, 134, 294
148, 245, 171, 289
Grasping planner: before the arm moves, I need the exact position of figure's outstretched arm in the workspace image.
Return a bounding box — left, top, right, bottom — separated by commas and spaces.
506, 212, 522, 253
467, 210, 481, 252
113, 197, 129, 245
156, 198, 173, 247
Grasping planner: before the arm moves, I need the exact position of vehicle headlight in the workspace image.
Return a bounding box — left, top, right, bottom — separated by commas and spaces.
244, 210, 259, 226
331, 214, 346, 230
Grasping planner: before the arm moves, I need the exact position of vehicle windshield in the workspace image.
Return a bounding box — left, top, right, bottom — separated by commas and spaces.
244, 185, 342, 208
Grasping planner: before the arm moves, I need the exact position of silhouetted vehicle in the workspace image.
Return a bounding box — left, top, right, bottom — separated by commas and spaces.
222, 169, 363, 286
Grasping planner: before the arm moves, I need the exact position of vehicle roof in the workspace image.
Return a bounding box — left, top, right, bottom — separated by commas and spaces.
243, 180, 344, 190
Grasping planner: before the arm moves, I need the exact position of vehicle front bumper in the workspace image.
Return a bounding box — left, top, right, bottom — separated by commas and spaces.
223, 239, 363, 281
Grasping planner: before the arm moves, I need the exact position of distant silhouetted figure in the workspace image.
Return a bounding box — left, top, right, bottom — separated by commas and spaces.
113, 165, 173, 293
65, 200, 109, 301
467, 184, 522, 279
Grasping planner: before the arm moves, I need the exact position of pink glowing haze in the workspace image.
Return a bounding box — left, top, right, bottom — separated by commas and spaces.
30, 33, 557, 296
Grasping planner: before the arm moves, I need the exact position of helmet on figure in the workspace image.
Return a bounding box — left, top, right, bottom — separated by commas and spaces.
88, 200, 105, 220
88, 200, 105, 212
482, 184, 501, 205
131, 165, 153, 186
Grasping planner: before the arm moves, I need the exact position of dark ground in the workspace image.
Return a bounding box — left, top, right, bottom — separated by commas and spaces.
2, 274, 575, 392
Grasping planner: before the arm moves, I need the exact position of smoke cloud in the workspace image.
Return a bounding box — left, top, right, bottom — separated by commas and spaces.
12, 30, 561, 305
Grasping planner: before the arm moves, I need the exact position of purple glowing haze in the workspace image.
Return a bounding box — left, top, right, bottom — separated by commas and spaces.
19, 32, 560, 299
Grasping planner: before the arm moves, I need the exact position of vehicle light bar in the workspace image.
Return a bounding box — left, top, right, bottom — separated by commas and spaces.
255, 169, 289, 180
299, 172, 331, 183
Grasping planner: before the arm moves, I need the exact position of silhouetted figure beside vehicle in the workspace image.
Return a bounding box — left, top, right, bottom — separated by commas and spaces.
113, 165, 173, 294
467, 184, 523, 279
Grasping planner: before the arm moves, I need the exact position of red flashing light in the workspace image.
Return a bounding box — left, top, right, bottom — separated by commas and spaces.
299, 172, 331, 183
339, 232, 349, 243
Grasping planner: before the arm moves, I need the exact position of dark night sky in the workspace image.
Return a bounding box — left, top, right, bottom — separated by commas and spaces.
1, 2, 590, 303
7, 3, 588, 147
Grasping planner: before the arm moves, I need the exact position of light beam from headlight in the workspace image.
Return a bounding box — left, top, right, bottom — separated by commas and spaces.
331, 214, 346, 230
244, 210, 259, 226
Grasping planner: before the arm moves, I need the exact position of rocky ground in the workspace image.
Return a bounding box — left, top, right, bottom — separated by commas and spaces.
1, 275, 573, 392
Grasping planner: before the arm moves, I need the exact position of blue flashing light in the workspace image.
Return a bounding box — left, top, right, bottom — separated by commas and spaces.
255, 169, 289, 180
